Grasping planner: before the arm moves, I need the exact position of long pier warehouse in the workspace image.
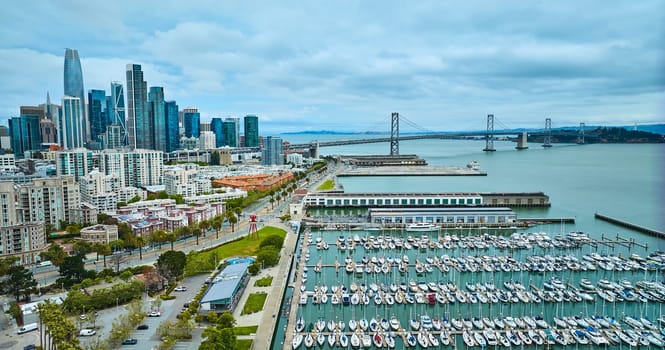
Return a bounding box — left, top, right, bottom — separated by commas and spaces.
303, 192, 550, 208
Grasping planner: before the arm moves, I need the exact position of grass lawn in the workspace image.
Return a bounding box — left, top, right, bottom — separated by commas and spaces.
235, 339, 252, 350
234, 325, 258, 335
241, 292, 268, 315
254, 276, 273, 287
185, 226, 286, 276
316, 179, 334, 191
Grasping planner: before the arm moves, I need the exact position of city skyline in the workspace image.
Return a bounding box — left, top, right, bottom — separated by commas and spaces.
0, 1, 663, 133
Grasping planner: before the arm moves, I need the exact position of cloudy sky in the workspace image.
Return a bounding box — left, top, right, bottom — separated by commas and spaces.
1, 1, 663, 133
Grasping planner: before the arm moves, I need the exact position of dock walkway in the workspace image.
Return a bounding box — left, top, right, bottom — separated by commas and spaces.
595, 212, 665, 238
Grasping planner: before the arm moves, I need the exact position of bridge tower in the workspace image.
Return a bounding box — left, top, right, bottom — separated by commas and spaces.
483, 114, 496, 152
390, 112, 399, 155
578, 122, 585, 144
543, 118, 552, 148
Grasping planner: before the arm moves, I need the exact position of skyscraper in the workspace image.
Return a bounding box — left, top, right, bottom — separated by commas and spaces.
64, 49, 87, 142
210, 118, 224, 148
8, 115, 40, 158
88, 89, 107, 143
106, 82, 126, 148
222, 118, 239, 147
59, 96, 84, 149
126, 64, 148, 149
183, 108, 200, 138
165, 101, 179, 153
243, 115, 259, 147
148, 86, 165, 152
261, 136, 283, 165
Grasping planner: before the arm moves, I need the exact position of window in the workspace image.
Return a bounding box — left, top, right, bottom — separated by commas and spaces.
426, 199, 432, 205
434, 199, 440, 205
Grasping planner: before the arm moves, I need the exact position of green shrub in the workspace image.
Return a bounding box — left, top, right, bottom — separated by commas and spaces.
160, 294, 176, 300
259, 235, 284, 250
241, 292, 267, 315
254, 276, 272, 287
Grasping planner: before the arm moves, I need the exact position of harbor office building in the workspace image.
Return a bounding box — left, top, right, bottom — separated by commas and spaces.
369, 207, 517, 225
200, 262, 250, 313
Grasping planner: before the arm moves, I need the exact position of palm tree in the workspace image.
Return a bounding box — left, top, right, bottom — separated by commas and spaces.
269, 197, 275, 209
166, 232, 177, 250
211, 216, 223, 239
199, 219, 210, 238
150, 229, 167, 250
134, 236, 146, 260
190, 223, 202, 245
227, 213, 238, 232
94, 242, 111, 267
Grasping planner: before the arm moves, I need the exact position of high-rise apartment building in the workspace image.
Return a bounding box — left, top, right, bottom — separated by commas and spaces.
222, 118, 239, 147
210, 118, 224, 148
165, 101, 179, 153
64, 49, 87, 142
126, 64, 148, 149
79, 170, 120, 213
16, 176, 80, 229
59, 96, 84, 149
9, 114, 41, 158
200, 131, 215, 149
148, 86, 165, 152
55, 149, 96, 181
243, 115, 259, 147
0, 181, 46, 265
88, 89, 107, 143
183, 108, 200, 138
262, 136, 283, 165
99, 149, 163, 188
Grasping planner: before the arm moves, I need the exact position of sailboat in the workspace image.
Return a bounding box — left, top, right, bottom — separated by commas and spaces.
292, 332, 303, 349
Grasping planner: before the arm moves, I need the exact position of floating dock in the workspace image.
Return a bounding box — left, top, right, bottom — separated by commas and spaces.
338, 166, 486, 177
594, 212, 665, 238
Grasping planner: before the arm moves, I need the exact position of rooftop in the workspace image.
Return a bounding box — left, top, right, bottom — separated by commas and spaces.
200, 262, 250, 304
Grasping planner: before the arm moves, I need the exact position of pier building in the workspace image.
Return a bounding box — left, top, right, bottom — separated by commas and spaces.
199, 261, 250, 313
368, 207, 516, 225
304, 192, 549, 208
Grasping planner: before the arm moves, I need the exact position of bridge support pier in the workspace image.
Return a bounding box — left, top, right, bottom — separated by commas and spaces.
483, 114, 496, 152
577, 122, 585, 144
542, 118, 552, 148
515, 132, 528, 150
390, 112, 399, 155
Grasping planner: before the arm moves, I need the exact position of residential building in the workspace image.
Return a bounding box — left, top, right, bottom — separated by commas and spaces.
0, 154, 17, 173
126, 64, 148, 149
98, 149, 163, 188
261, 136, 283, 165
222, 118, 240, 147
55, 149, 95, 181
200, 122, 210, 132
212, 172, 293, 192
9, 115, 41, 158
286, 153, 303, 166
179, 137, 199, 150
164, 101, 179, 152
183, 108, 200, 138
79, 170, 121, 213
64, 49, 87, 141
115, 201, 224, 237
0, 181, 46, 265
243, 115, 259, 147
200, 131, 215, 150
163, 164, 212, 197
59, 96, 84, 149
15, 176, 80, 228
80, 224, 118, 244
210, 118, 224, 147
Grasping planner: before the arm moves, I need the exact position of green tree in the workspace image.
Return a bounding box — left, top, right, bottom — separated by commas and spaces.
217, 312, 236, 329
256, 247, 280, 267
206, 311, 218, 324
227, 213, 237, 232
92, 242, 112, 267
7, 301, 24, 326
117, 223, 132, 245
150, 229, 167, 250
156, 251, 186, 282
157, 190, 169, 199
165, 232, 177, 251
259, 235, 284, 250
59, 254, 86, 283
119, 270, 133, 282
1, 264, 37, 301
127, 195, 141, 204
40, 243, 67, 267
133, 235, 147, 260
211, 216, 223, 239
73, 239, 92, 255
269, 197, 274, 209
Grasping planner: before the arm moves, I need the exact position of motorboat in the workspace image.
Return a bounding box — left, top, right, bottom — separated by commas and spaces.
292, 333, 303, 349
406, 223, 437, 232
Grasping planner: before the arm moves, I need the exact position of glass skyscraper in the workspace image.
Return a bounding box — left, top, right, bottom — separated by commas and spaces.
243, 115, 259, 147
148, 87, 165, 152
9, 115, 41, 158
109, 82, 126, 146
165, 101, 179, 152
64, 49, 87, 142
59, 96, 84, 149
222, 117, 239, 147
183, 108, 200, 138
261, 136, 283, 165
88, 89, 107, 143
126, 64, 148, 149
210, 118, 224, 148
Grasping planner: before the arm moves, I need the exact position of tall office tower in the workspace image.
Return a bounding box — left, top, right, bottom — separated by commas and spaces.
20, 106, 45, 119
108, 82, 127, 147
64, 49, 87, 142
44, 92, 55, 120
222, 118, 239, 147
165, 101, 179, 153
126, 64, 148, 149
261, 136, 283, 165
183, 108, 200, 138
88, 89, 107, 143
200, 122, 211, 132
39, 118, 57, 145
210, 118, 224, 147
199, 131, 215, 149
55, 149, 95, 182
8, 115, 41, 158
59, 96, 84, 149
148, 86, 165, 151
243, 115, 259, 147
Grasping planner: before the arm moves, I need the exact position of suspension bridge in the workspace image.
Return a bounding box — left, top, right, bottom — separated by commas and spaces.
285, 113, 592, 154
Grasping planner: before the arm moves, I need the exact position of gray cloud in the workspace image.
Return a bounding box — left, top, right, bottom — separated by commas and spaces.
0, 0, 662, 132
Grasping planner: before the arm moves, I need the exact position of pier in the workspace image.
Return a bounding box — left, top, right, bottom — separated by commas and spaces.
594, 212, 665, 238
339, 165, 486, 177
516, 218, 575, 224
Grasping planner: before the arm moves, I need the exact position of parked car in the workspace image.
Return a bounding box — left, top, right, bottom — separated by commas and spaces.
148, 311, 161, 317
136, 324, 149, 330
80, 329, 96, 336
17, 323, 38, 334
121, 338, 138, 345
174, 286, 187, 292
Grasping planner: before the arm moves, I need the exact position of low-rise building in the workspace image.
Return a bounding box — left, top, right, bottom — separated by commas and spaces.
80, 224, 119, 244
212, 172, 293, 192
200, 261, 250, 313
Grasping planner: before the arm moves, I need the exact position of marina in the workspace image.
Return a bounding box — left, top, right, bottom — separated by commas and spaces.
281, 227, 665, 349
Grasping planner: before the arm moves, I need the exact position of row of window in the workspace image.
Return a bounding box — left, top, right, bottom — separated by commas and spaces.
314, 197, 483, 206
372, 215, 514, 224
